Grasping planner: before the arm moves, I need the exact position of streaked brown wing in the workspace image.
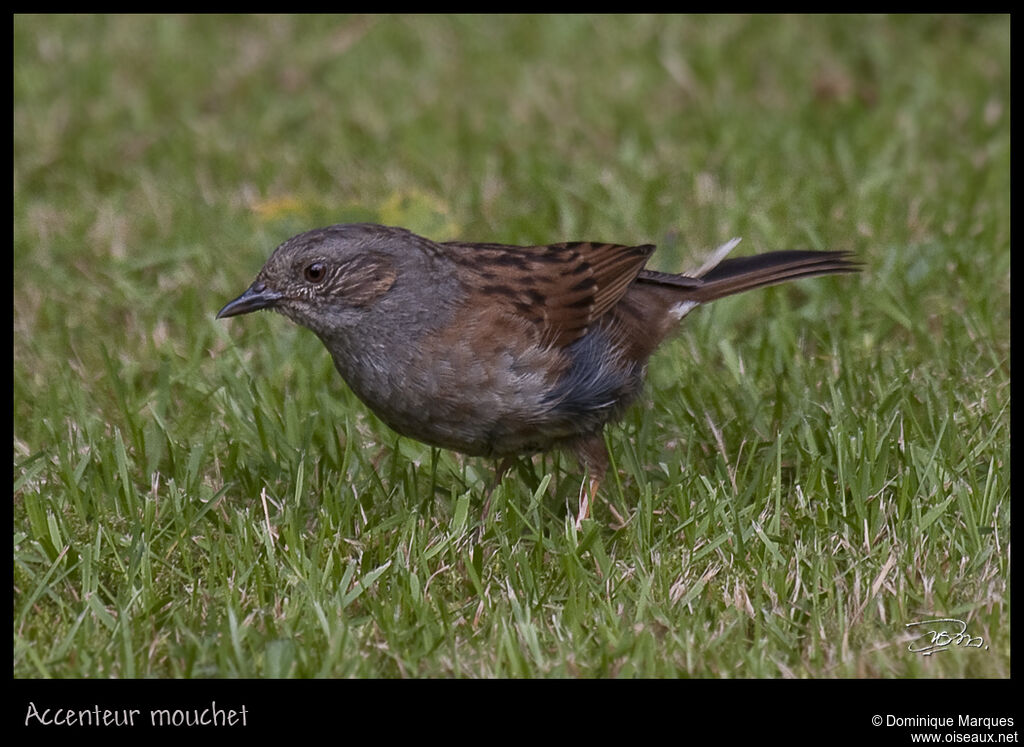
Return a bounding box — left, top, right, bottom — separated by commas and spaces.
442, 240, 655, 347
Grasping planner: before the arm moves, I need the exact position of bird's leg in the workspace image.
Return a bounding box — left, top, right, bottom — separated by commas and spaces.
571, 434, 609, 530
577, 476, 599, 531
480, 455, 517, 526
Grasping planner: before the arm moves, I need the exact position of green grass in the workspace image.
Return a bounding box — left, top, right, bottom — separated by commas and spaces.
14, 14, 1009, 679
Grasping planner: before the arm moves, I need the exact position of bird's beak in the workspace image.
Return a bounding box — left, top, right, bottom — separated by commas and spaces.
216, 281, 282, 319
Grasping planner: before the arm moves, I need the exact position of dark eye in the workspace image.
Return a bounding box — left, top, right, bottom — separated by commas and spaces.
304, 262, 327, 284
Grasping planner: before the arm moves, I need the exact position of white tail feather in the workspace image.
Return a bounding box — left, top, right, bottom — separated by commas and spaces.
692, 237, 742, 277
670, 237, 743, 320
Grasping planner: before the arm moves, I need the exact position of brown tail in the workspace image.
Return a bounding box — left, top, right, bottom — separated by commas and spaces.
639, 249, 861, 303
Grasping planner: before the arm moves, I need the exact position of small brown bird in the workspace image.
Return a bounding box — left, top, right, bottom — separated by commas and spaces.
218, 223, 858, 527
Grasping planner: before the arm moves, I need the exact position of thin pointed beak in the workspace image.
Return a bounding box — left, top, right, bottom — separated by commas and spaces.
216, 281, 282, 319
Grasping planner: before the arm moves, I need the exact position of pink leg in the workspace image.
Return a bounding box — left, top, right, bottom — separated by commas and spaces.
571, 434, 609, 529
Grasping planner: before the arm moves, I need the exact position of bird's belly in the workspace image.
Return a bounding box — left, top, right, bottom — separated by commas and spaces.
333, 325, 646, 458
348, 351, 564, 457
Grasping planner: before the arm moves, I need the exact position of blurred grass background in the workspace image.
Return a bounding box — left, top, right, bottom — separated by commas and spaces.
14, 14, 1009, 679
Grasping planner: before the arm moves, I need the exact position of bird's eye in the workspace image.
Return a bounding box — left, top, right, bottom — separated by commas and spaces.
304, 262, 327, 284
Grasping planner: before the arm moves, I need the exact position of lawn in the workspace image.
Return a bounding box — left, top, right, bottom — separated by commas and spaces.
14, 14, 1009, 684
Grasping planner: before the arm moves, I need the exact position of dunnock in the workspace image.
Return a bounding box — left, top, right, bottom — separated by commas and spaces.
218, 223, 858, 527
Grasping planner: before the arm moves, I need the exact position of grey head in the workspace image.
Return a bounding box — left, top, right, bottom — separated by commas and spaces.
217, 223, 462, 345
